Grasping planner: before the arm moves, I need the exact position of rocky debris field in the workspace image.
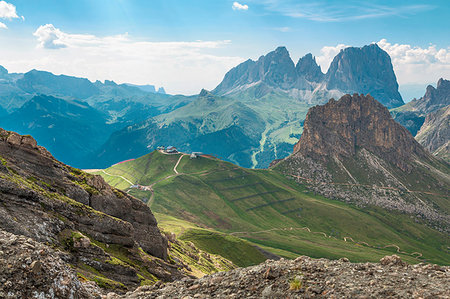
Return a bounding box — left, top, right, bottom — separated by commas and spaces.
108, 255, 449, 299
0, 229, 102, 299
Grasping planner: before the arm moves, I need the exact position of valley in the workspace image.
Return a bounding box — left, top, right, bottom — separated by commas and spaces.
92, 150, 450, 265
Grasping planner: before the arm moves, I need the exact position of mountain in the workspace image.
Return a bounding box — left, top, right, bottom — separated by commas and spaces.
392, 78, 449, 136
91, 90, 266, 168
16, 69, 100, 100
0, 95, 114, 168
275, 94, 449, 232
296, 53, 324, 82
405, 78, 450, 114
416, 105, 450, 162
124, 83, 166, 94
214, 44, 403, 109
93, 150, 449, 265
0, 67, 194, 167
96, 44, 405, 169
325, 44, 403, 108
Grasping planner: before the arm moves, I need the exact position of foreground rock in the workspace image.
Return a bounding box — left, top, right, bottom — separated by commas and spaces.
0, 129, 184, 292
109, 255, 449, 298
0, 229, 101, 298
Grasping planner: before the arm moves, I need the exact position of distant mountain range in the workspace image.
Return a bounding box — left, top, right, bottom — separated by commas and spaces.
214, 44, 403, 108
92, 44, 407, 169
0, 44, 447, 169
392, 78, 450, 161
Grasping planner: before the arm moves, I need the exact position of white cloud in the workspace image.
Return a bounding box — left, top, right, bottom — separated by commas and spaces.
0, 21, 6, 29
33, 24, 68, 49
232, 2, 249, 11
377, 39, 450, 85
315, 43, 349, 72
0, 24, 244, 95
0, 1, 18, 19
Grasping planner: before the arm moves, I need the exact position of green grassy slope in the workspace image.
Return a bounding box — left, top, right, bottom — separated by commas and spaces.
96, 151, 450, 265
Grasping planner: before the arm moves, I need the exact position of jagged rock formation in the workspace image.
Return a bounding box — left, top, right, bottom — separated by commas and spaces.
293, 94, 426, 172
0, 129, 190, 292
408, 78, 450, 114
296, 53, 324, 83
213, 44, 403, 108
110, 255, 449, 298
325, 44, 403, 108
392, 78, 449, 136
416, 106, 450, 162
276, 94, 450, 232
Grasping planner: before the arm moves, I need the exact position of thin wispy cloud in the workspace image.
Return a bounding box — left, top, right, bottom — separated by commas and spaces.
232, 2, 249, 11
0, 21, 6, 29
273, 27, 291, 32
255, 0, 434, 22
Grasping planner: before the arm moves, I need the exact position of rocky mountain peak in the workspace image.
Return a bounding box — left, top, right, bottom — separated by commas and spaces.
0, 65, 8, 75
414, 78, 449, 114
325, 44, 403, 108
293, 94, 427, 171
296, 53, 324, 82
256, 46, 297, 88
437, 78, 449, 89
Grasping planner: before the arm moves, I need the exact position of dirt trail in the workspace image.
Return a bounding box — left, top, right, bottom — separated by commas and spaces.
231, 226, 424, 261
100, 170, 134, 185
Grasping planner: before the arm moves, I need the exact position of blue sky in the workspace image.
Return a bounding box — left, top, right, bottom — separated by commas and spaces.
0, 0, 449, 98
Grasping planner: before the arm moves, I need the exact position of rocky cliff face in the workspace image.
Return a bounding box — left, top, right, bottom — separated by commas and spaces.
295, 53, 324, 83
213, 46, 299, 94
325, 44, 403, 108
410, 78, 450, 114
293, 94, 426, 172
416, 105, 450, 162
213, 44, 403, 108
277, 94, 450, 232
0, 129, 189, 292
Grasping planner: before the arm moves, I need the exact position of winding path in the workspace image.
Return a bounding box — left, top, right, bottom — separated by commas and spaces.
231, 226, 425, 261
100, 170, 134, 185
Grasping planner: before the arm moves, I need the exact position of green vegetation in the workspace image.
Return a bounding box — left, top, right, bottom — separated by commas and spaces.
179, 229, 267, 267
289, 275, 303, 291
99, 151, 450, 265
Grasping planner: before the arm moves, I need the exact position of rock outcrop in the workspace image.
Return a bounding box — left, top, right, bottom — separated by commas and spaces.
325, 44, 403, 108
277, 94, 450, 232
0, 129, 187, 292
392, 78, 449, 136
293, 94, 426, 172
416, 105, 450, 162
0, 229, 102, 299
295, 53, 324, 83
409, 78, 450, 114
110, 255, 449, 298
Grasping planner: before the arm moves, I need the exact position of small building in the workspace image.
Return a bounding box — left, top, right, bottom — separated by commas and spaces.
190, 152, 203, 159
165, 146, 178, 154
157, 146, 165, 151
